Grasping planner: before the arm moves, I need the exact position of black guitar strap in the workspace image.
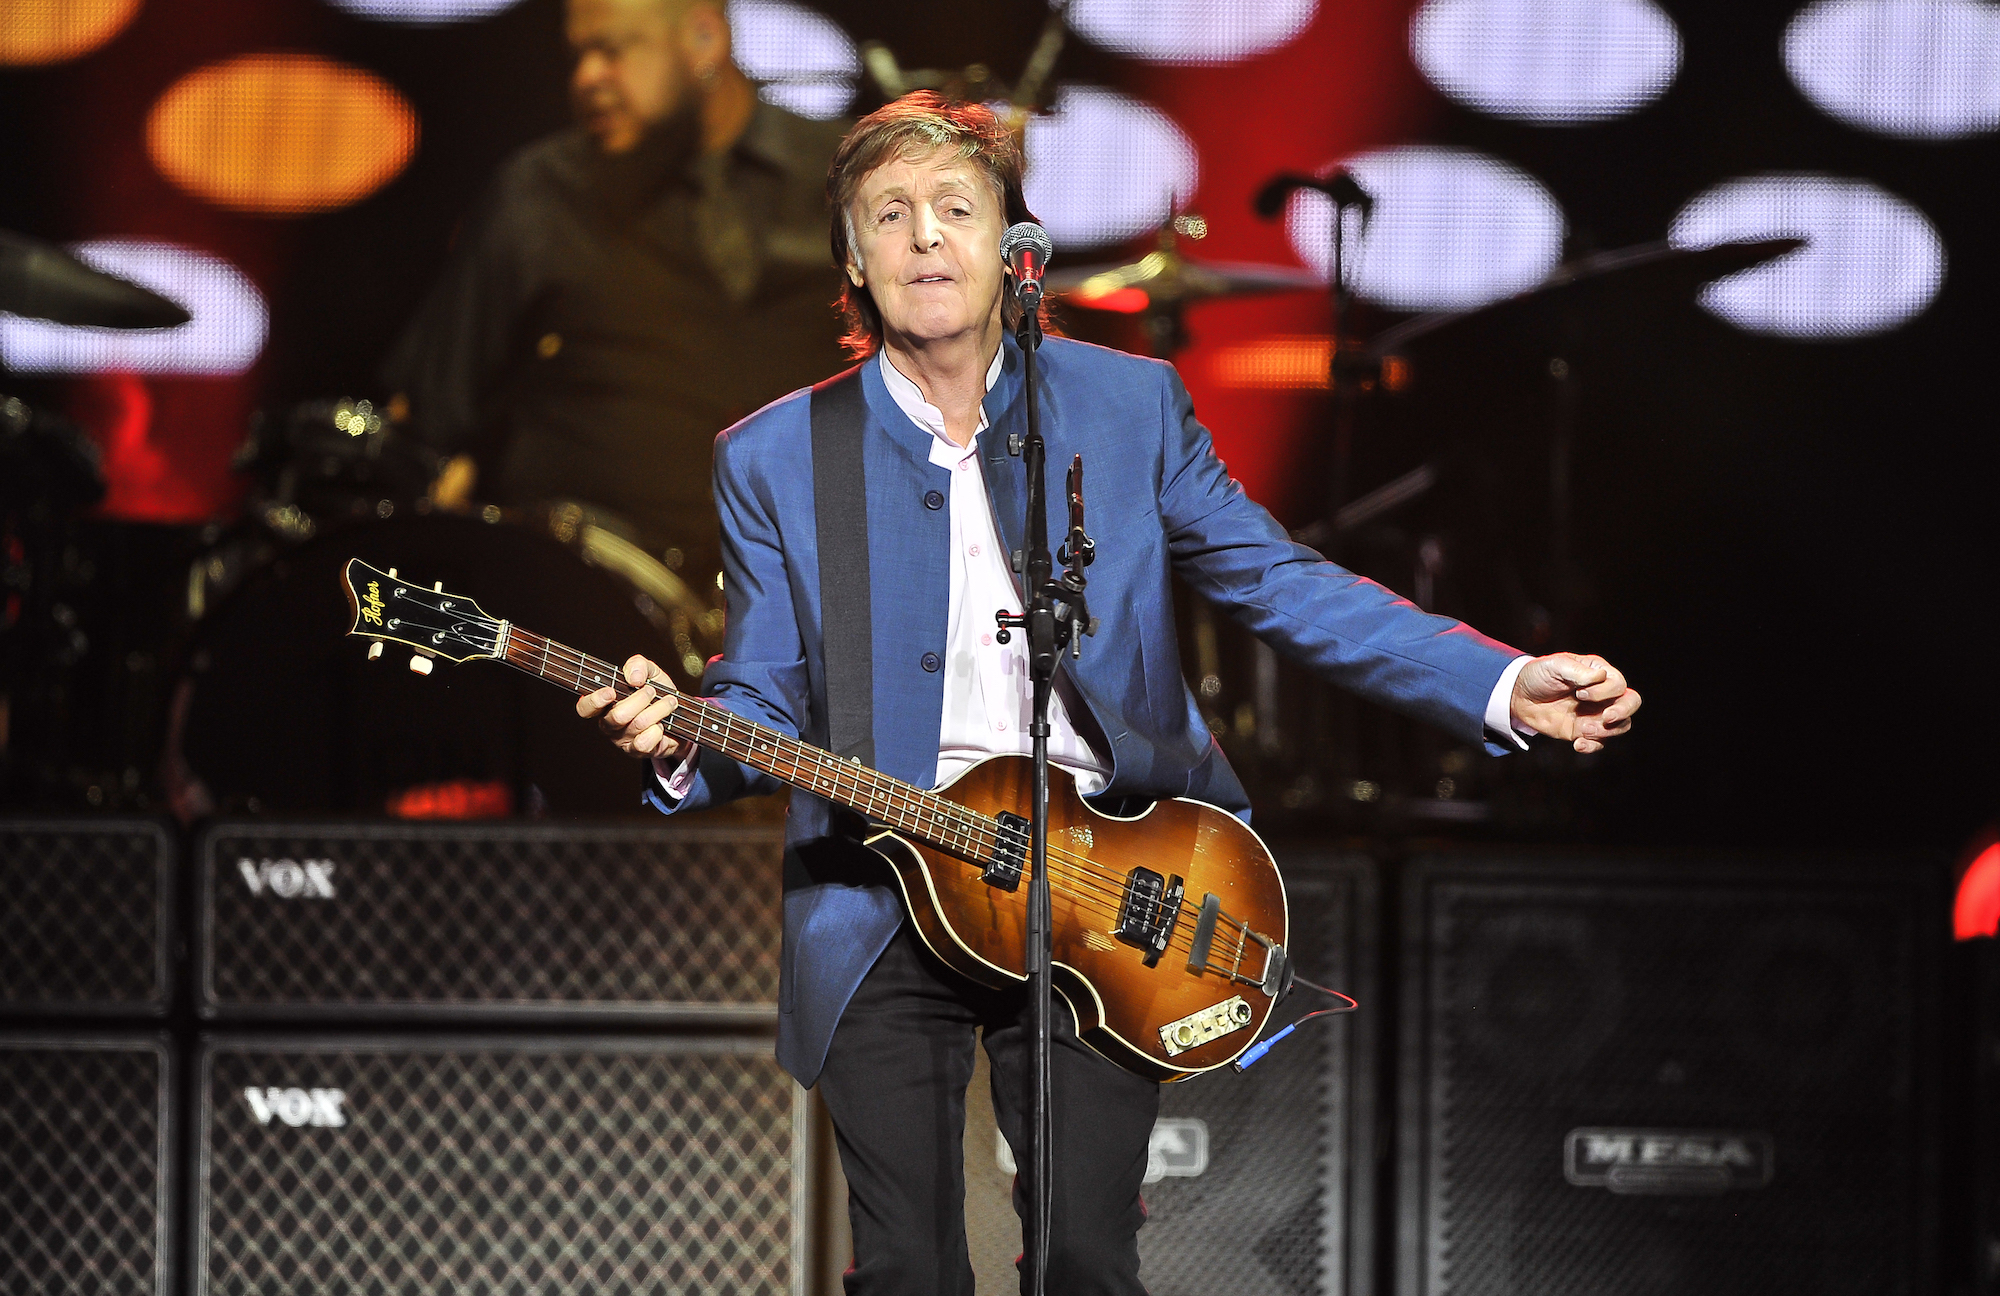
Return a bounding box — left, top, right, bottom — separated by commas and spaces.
809, 364, 875, 769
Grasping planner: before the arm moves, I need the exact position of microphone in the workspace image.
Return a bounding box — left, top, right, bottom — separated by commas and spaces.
1253, 169, 1374, 222
999, 222, 1054, 306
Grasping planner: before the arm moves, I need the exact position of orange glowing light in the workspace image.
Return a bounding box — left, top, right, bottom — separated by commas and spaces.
1208, 335, 1335, 391
1071, 286, 1151, 314
146, 54, 418, 215
0, 0, 142, 65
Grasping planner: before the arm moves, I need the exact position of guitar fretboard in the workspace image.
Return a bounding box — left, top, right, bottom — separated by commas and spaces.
499, 625, 999, 862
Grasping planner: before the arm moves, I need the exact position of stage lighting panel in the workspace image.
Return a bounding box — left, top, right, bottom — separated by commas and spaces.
146, 54, 419, 215
0, 0, 142, 64
1020, 86, 1199, 249
0, 240, 268, 376
322, 0, 524, 22
727, 0, 858, 120
1410, 0, 1683, 124
1284, 145, 1566, 312
1783, 0, 2000, 140
1065, 0, 1317, 66
1670, 173, 1946, 339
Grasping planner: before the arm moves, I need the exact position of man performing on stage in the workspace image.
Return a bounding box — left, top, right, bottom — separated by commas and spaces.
383, 0, 849, 580
580, 93, 1641, 1295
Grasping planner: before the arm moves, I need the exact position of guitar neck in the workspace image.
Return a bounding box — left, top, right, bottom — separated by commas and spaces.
497, 625, 968, 847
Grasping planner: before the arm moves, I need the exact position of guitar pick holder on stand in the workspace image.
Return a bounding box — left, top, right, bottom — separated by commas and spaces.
993, 284, 1097, 1296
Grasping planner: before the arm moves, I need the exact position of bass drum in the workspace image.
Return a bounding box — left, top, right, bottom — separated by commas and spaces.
163, 514, 697, 820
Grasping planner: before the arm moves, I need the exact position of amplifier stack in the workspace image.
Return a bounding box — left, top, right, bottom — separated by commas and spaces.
0, 816, 1957, 1295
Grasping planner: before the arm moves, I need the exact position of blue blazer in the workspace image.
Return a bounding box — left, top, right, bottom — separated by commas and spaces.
649, 334, 1521, 1084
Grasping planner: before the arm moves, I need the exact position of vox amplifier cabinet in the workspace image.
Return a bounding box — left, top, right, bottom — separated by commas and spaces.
197, 822, 782, 1022
0, 1033, 175, 1296
1138, 850, 1381, 1296
1398, 852, 1943, 1296
194, 1033, 814, 1296
0, 817, 173, 1016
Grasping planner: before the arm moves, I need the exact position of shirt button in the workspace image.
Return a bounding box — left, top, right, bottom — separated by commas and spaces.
924, 490, 944, 510
957, 460, 971, 471
920, 652, 940, 672
995, 720, 1008, 732
981, 633, 992, 646
968, 543, 981, 558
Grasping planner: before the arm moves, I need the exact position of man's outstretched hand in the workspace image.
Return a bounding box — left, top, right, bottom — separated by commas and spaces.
1510, 653, 1641, 754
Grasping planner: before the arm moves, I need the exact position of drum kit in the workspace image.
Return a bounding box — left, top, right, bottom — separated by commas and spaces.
0, 93, 1803, 825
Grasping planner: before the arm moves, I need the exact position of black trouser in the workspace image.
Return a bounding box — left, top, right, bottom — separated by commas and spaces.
816, 923, 1161, 1296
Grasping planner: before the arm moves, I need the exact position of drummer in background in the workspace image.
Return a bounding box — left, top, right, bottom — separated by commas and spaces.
382, 0, 849, 582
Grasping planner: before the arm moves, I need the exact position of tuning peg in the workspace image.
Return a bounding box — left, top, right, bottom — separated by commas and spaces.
367, 642, 383, 661
409, 654, 432, 675
433, 581, 442, 591
387, 567, 398, 578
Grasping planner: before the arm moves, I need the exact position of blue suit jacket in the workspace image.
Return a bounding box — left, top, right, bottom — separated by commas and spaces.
649, 334, 1521, 1084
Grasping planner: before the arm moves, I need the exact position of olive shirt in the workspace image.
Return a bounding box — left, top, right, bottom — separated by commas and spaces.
382, 99, 850, 565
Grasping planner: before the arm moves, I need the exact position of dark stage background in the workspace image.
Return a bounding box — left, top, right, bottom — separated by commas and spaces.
0, 0, 1993, 854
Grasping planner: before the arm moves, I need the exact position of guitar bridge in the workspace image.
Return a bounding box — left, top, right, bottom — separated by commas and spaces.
1113, 868, 1185, 967
983, 812, 1028, 892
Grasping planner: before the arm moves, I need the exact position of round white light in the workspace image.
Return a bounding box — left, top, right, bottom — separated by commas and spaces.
1022, 86, 1199, 249
1285, 146, 1565, 312
1411, 0, 1683, 123
322, 0, 524, 23
1065, 0, 1317, 66
728, 0, 858, 121
1783, 0, 2000, 140
0, 240, 268, 376
1669, 174, 1945, 338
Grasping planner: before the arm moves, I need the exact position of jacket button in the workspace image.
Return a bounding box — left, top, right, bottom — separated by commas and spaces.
923, 490, 944, 510
920, 652, 941, 672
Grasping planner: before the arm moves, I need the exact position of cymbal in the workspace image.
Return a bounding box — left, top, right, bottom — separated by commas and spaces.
1370, 236, 1805, 356
0, 230, 192, 330
1049, 249, 1321, 312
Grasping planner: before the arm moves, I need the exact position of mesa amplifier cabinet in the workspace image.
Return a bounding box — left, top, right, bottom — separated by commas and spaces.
1398, 852, 1943, 1296
198, 821, 781, 1021
195, 1033, 814, 1296
0, 817, 172, 1016
0, 1033, 175, 1296
1138, 850, 1380, 1296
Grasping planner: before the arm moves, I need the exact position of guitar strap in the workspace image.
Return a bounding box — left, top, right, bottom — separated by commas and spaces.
809, 364, 875, 769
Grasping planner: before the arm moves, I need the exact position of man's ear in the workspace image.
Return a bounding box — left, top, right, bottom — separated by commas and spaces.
681, 1, 730, 74
845, 260, 865, 288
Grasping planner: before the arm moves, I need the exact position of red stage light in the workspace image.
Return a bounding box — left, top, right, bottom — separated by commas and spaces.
1954, 841, 2000, 940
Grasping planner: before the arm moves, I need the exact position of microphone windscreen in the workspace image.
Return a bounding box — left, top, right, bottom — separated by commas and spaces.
999, 222, 1053, 264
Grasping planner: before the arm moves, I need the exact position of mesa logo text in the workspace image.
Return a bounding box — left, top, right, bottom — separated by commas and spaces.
236, 857, 336, 899
1564, 1127, 1774, 1195
242, 1087, 348, 1127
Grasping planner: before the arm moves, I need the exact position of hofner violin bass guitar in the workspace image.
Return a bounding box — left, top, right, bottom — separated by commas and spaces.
340, 558, 1291, 1080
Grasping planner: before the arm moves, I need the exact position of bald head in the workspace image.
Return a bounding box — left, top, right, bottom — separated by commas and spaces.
566, 0, 733, 153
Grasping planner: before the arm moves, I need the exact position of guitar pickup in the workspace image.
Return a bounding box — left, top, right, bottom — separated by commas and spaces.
1113, 868, 1185, 967
983, 812, 1028, 892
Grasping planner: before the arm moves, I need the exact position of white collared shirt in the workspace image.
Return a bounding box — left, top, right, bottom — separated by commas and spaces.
877, 348, 1113, 795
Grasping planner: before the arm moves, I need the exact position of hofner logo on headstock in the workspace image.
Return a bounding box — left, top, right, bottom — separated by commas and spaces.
1565, 1127, 1774, 1195
360, 579, 386, 626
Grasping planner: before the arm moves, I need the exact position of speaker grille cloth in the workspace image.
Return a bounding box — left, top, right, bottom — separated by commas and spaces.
204, 825, 780, 1011
201, 1042, 798, 1296
1417, 874, 1921, 1296
0, 821, 166, 1009
1137, 862, 1357, 1296
0, 1041, 164, 1295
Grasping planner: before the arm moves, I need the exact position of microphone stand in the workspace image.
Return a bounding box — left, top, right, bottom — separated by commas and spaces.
995, 293, 1095, 1296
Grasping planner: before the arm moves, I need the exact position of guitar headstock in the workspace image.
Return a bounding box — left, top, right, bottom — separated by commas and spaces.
340, 558, 505, 665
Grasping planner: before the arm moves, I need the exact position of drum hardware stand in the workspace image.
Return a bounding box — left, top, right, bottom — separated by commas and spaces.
993, 295, 1096, 1296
